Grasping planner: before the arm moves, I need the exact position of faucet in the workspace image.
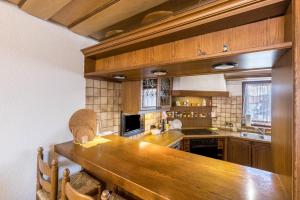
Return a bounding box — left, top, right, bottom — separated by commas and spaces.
255, 127, 266, 135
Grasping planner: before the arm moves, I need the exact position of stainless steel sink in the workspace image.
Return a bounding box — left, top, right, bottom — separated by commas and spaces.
240, 132, 269, 141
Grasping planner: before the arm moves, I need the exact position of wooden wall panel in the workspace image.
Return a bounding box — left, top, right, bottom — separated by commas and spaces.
293, 0, 300, 199
271, 50, 293, 199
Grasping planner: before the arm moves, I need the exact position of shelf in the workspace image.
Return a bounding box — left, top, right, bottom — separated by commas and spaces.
172, 90, 229, 97
171, 106, 216, 108
168, 117, 214, 120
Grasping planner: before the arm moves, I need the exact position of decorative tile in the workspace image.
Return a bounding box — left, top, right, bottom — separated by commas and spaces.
86, 79, 93, 87
101, 89, 107, 96
101, 81, 108, 89
94, 88, 100, 97
101, 97, 108, 105
86, 96, 93, 105
94, 80, 100, 88
108, 82, 114, 89
86, 88, 93, 97
94, 97, 101, 105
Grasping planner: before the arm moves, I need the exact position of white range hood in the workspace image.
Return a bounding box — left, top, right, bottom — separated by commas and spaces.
173, 74, 227, 91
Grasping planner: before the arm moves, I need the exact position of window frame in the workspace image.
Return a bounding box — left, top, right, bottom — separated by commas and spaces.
242, 80, 272, 127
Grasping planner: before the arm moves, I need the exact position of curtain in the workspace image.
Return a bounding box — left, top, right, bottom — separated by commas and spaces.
243, 81, 271, 126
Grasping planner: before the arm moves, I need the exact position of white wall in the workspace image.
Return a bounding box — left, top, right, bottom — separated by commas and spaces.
226, 80, 243, 96
0, 2, 97, 199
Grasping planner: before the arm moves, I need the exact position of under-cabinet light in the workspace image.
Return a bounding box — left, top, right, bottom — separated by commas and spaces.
212, 62, 237, 70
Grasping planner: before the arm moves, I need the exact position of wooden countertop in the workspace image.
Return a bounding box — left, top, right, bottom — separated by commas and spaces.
137, 131, 183, 147
55, 135, 286, 200
182, 130, 271, 143
137, 130, 271, 147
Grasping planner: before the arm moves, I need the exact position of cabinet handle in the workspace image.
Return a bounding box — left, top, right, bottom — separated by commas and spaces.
197, 49, 206, 56
223, 44, 229, 52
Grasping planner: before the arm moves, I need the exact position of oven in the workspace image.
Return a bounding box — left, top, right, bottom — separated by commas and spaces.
120, 113, 145, 137
190, 138, 223, 159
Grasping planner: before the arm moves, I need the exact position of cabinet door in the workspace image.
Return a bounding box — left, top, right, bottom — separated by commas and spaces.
252, 142, 272, 171
121, 81, 141, 114
158, 78, 172, 109
227, 138, 252, 166
152, 42, 174, 64
174, 37, 198, 60
141, 79, 158, 110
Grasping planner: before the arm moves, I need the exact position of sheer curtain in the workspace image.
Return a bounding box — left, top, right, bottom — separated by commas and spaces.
243, 81, 272, 126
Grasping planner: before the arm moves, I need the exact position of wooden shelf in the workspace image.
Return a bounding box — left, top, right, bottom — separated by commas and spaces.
171, 106, 217, 108
172, 90, 229, 97
168, 117, 214, 120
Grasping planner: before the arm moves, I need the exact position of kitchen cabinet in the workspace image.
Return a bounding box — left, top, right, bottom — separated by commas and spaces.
227, 138, 272, 171
122, 77, 172, 114
252, 142, 272, 171
92, 17, 284, 76
227, 138, 252, 167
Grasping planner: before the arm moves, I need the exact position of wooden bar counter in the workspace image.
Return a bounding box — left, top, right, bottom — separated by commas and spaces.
55, 135, 287, 200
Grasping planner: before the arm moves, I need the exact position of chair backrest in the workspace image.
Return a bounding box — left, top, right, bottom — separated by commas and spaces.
61, 168, 94, 200
36, 147, 58, 200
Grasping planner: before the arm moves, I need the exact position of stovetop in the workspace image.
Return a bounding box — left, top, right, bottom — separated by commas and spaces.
180, 129, 216, 135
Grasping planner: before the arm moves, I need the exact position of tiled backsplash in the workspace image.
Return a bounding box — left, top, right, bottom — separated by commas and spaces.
145, 112, 161, 131
86, 79, 161, 136
85, 79, 122, 132
212, 96, 242, 130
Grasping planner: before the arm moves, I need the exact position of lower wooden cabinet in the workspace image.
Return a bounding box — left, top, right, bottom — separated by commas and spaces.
227, 138, 272, 171
227, 138, 252, 167
252, 142, 272, 171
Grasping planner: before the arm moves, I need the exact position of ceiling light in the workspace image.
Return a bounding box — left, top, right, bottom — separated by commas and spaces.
152, 70, 167, 76
112, 75, 126, 80
212, 62, 238, 70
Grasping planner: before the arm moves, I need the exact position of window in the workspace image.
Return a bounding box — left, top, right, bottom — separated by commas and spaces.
242, 81, 271, 126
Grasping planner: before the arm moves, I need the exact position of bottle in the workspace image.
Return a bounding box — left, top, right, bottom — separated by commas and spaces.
202, 99, 207, 107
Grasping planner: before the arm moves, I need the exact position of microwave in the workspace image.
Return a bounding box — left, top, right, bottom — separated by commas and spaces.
120, 113, 145, 137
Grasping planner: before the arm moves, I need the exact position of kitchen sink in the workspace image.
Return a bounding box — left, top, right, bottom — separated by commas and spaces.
240, 132, 270, 141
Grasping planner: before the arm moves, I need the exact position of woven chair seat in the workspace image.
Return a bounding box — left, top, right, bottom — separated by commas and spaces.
36, 171, 101, 200
67, 171, 101, 195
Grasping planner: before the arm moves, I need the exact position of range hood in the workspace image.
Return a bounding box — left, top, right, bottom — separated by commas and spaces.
173, 74, 227, 91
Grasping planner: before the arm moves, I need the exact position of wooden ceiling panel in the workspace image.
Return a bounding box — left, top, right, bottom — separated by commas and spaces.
89, 0, 211, 41
70, 0, 168, 36
21, 0, 72, 20
51, 0, 116, 27
7, 0, 23, 5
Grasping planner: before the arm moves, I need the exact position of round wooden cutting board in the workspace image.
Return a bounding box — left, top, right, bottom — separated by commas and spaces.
69, 109, 97, 143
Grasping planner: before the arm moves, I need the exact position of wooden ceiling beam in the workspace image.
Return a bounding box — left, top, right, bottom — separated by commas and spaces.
50, 0, 119, 27
7, 0, 23, 5
69, 0, 168, 36
20, 0, 72, 20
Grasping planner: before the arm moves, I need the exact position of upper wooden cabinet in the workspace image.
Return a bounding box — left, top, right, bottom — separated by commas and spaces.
90, 16, 286, 80
122, 77, 172, 114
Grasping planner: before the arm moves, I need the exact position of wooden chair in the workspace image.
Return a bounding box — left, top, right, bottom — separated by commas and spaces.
61, 168, 94, 200
36, 147, 102, 200
36, 147, 58, 200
